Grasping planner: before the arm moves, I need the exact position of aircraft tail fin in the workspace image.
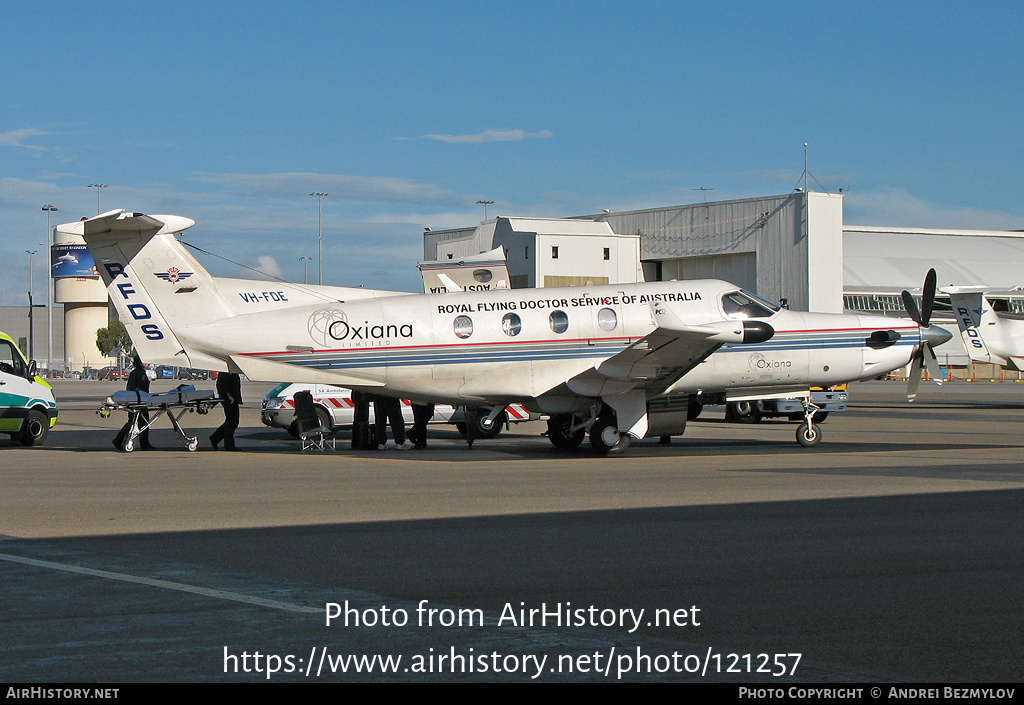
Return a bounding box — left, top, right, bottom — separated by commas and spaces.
945, 288, 1008, 367
81, 210, 237, 370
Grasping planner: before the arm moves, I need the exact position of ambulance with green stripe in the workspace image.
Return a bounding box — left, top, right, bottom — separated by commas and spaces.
0, 331, 57, 446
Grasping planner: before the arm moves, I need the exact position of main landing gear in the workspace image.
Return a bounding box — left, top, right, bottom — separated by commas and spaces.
546, 408, 631, 455
589, 416, 631, 455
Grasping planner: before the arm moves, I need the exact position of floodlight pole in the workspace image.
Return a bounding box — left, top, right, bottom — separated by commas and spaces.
310, 192, 329, 285
87, 184, 108, 214
26, 251, 37, 360
42, 204, 58, 377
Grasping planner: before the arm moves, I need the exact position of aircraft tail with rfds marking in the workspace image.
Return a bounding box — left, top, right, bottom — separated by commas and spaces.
79, 210, 240, 371
943, 287, 1023, 370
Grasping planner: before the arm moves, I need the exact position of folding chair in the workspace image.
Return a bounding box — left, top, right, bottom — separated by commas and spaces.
293, 391, 337, 451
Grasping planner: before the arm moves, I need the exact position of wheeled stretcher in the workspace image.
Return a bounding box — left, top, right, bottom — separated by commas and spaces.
98, 385, 219, 452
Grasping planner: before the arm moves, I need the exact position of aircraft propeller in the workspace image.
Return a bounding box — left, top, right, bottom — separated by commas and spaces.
901, 268, 952, 402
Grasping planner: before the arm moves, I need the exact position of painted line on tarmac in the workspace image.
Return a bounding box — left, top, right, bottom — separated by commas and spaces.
0, 552, 321, 614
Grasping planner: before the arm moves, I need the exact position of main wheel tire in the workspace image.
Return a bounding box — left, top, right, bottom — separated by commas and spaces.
687, 395, 704, 420
796, 422, 821, 447
547, 414, 585, 449
19, 410, 48, 447
456, 408, 507, 439
474, 408, 506, 439
589, 417, 631, 455
726, 400, 763, 423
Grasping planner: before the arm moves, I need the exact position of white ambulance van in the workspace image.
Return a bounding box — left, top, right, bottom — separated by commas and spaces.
0, 331, 57, 446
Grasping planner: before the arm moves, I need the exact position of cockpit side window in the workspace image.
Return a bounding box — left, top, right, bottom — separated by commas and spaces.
721, 290, 779, 319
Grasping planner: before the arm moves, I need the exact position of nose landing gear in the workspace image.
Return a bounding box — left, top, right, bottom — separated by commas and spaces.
795, 398, 822, 447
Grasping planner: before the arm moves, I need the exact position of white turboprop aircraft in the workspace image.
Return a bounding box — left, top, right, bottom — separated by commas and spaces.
76, 209, 951, 453
942, 285, 1024, 372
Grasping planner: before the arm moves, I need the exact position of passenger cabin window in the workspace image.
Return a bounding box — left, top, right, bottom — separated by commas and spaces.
597, 307, 618, 331
551, 246, 559, 259
549, 310, 569, 334
453, 315, 474, 339
603, 247, 610, 260
502, 313, 522, 337
721, 290, 779, 319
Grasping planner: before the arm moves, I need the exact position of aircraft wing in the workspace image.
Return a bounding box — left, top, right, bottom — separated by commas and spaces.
566, 303, 774, 398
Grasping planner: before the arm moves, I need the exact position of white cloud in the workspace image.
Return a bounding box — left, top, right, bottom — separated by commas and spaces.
845, 187, 1024, 230
0, 128, 48, 151
251, 256, 284, 281
192, 172, 468, 207
415, 129, 554, 144
127, 140, 181, 149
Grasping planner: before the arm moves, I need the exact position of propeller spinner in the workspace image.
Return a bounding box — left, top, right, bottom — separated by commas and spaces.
901, 268, 953, 402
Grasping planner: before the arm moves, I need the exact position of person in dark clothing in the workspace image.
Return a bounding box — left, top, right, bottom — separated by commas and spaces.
210, 372, 242, 451
351, 389, 372, 450
372, 394, 409, 450
113, 354, 154, 451
408, 402, 435, 449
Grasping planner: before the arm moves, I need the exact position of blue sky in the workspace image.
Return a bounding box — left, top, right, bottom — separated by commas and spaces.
2, 0, 1022, 305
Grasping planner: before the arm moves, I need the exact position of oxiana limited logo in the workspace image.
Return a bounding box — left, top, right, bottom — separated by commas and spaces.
155, 267, 193, 284
307, 307, 413, 346
748, 353, 791, 371
308, 308, 347, 346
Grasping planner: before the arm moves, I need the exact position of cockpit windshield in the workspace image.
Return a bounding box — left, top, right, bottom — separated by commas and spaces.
721, 290, 780, 319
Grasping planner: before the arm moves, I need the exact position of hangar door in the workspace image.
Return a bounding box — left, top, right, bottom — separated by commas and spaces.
648, 253, 756, 291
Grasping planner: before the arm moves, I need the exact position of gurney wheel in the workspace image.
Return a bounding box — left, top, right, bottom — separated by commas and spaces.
185, 438, 199, 452
122, 438, 135, 453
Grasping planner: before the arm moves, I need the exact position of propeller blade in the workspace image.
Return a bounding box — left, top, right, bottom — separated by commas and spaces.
902, 289, 922, 324
907, 353, 923, 403
920, 268, 937, 326
906, 268, 943, 402
923, 343, 942, 386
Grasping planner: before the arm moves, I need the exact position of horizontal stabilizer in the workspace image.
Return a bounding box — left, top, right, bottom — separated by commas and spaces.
82, 209, 196, 240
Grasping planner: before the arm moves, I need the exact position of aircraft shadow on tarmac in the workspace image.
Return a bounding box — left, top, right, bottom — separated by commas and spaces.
1, 489, 1022, 682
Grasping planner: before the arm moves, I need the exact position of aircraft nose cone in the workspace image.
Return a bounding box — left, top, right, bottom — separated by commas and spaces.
921, 324, 953, 347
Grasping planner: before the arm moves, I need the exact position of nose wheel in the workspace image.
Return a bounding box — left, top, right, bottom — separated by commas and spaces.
795, 399, 822, 447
